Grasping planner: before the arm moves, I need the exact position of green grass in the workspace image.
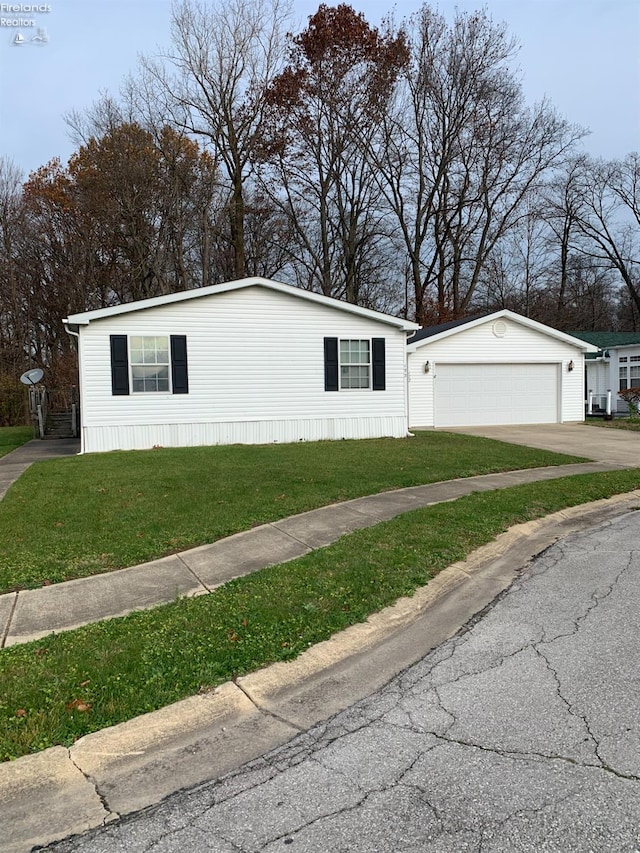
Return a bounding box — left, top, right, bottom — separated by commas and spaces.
1, 468, 639, 762
0, 432, 584, 593
0, 426, 33, 459
585, 417, 640, 432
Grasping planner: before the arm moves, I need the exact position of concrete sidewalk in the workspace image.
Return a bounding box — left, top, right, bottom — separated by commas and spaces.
0, 460, 623, 648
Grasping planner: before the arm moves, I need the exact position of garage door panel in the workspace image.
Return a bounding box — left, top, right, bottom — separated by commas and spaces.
435, 364, 558, 427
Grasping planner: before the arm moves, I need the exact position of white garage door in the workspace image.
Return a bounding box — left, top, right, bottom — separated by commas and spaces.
434, 363, 559, 428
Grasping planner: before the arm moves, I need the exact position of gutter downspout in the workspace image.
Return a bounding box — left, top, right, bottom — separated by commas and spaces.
64, 325, 84, 454
405, 332, 414, 438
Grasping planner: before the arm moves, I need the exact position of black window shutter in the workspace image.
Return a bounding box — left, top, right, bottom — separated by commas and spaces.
324, 337, 339, 391
110, 335, 129, 396
170, 335, 189, 394
372, 337, 386, 391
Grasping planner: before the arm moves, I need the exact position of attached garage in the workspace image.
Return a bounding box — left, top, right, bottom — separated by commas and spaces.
407, 311, 597, 430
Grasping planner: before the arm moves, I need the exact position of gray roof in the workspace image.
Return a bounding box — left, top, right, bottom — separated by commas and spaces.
407, 315, 487, 344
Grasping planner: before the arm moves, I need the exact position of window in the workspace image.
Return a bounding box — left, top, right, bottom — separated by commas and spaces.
324, 337, 385, 392
340, 339, 370, 389
618, 355, 640, 391
110, 334, 188, 396
130, 336, 170, 393
620, 366, 627, 391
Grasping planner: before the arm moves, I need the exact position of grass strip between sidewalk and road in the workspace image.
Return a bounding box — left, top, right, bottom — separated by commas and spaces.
1, 468, 639, 762
0, 426, 33, 460
0, 432, 584, 593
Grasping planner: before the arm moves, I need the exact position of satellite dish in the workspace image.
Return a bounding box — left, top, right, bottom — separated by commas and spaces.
20, 368, 44, 386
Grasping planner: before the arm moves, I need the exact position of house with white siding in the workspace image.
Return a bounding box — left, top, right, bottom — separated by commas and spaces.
63, 277, 419, 454
570, 332, 640, 415
406, 311, 598, 429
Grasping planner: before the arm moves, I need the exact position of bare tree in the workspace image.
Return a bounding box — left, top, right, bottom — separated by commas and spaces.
573, 153, 640, 316
370, 5, 584, 324
257, 4, 406, 305
472, 198, 550, 318
158, 0, 292, 279
540, 157, 588, 327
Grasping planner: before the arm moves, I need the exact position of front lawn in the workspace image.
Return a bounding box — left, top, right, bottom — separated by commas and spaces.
1, 468, 639, 762
0, 432, 584, 593
0, 426, 33, 459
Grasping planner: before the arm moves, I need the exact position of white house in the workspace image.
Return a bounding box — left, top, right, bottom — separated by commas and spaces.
63, 277, 419, 454
406, 311, 598, 429
574, 332, 640, 414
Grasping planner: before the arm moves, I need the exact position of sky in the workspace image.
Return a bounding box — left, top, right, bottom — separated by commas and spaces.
0, 0, 638, 179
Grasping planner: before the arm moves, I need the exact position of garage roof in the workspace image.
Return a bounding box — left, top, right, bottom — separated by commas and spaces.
407, 310, 599, 353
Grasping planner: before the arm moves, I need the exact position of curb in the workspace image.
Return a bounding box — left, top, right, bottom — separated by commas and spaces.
1, 489, 640, 852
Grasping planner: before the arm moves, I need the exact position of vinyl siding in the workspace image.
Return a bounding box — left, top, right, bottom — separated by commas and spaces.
585, 361, 610, 400
407, 317, 586, 427
586, 346, 640, 413
78, 285, 409, 452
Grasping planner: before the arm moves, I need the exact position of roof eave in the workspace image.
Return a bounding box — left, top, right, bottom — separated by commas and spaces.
64, 277, 420, 331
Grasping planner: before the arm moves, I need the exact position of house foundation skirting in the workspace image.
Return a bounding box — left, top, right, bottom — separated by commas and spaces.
81, 416, 409, 453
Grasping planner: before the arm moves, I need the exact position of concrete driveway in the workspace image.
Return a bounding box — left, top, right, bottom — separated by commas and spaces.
445, 423, 638, 466
47, 503, 640, 852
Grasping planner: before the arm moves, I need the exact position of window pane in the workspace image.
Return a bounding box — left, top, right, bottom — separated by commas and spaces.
340, 341, 355, 364
340, 340, 370, 365
132, 365, 168, 380
620, 367, 627, 391
340, 365, 370, 389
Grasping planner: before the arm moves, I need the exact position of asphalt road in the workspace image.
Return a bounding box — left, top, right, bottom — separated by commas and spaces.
49, 506, 640, 853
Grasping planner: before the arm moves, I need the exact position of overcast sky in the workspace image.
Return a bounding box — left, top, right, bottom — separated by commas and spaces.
0, 0, 638, 179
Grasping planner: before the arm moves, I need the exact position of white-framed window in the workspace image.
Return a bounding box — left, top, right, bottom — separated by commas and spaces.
340, 339, 371, 389
619, 365, 627, 391
130, 335, 170, 393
